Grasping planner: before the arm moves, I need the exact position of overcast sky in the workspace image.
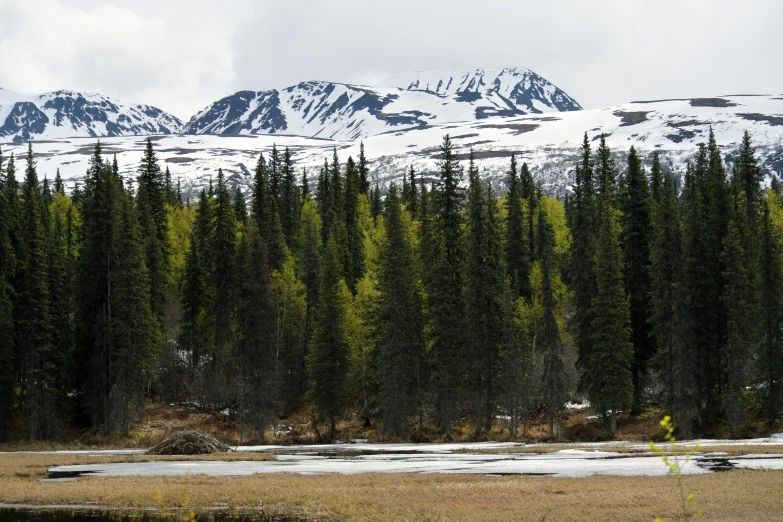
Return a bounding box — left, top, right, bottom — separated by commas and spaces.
1, 0, 781, 120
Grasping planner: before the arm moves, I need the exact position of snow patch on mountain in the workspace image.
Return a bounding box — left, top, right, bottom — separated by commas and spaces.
183, 68, 581, 140
0, 89, 183, 143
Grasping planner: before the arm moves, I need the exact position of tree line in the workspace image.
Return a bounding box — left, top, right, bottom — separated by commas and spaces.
0, 130, 780, 442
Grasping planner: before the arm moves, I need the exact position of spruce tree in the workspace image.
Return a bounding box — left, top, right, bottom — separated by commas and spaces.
539, 207, 567, 438
251, 153, 270, 235
234, 187, 248, 226
376, 184, 423, 436
505, 154, 530, 298
180, 189, 215, 368
358, 141, 370, 195
0, 149, 17, 437
237, 231, 277, 438
269, 145, 282, 201
17, 143, 54, 440
136, 137, 171, 325
343, 156, 364, 292
296, 197, 322, 399
464, 153, 504, 432
621, 146, 655, 413
570, 133, 598, 392
759, 195, 783, 421
520, 162, 536, 260
588, 208, 633, 435
301, 168, 310, 199
370, 185, 382, 221
280, 147, 300, 247
427, 134, 465, 434
720, 188, 756, 436
307, 228, 351, 440
211, 169, 237, 370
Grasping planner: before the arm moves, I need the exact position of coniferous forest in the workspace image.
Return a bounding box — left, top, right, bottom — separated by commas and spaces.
1, 129, 782, 443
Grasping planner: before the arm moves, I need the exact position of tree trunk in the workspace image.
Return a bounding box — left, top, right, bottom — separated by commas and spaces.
610, 409, 617, 435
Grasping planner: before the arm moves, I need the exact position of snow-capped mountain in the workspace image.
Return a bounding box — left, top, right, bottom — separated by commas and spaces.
0, 88, 183, 143
182, 68, 581, 140
8, 94, 782, 200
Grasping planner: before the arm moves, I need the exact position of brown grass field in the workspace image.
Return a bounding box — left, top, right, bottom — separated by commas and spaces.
1, 452, 783, 521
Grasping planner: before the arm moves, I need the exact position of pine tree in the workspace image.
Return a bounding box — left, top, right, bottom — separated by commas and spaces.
136, 137, 171, 325
595, 134, 617, 214
17, 143, 54, 440
54, 169, 65, 195
520, 162, 536, 260
570, 133, 598, 392
280, 147, 300, 247
211, 169, 237, 370
621, 146, 655, 413
407, 165, 418, 216
269, 145, 282, 201
539, 207, 567, 438
296, 197, 322, 403
650, 151, 663, 206
464, 152, 504, 432
720, 187, 756, 437
759, 195, 783, 421
588, 208, 633, 435
650, 170, 694, 433
0, 148, 17, 437
307, 228, 351, 440
301, 168, 310, 199
343, 156, 364, 292
234, 187, 248, 227
427, 134, 465, 434
376, 184, 423, 435
505, 154, 530, 298
180, 189, 215, 368
237, 231, 277, 438
358, 141, 370, 195
251, 153, 270, 236
370, 185, 382, 221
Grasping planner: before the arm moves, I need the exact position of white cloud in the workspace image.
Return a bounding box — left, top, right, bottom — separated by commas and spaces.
0, 0, 235, 119
1, 0, 781, 119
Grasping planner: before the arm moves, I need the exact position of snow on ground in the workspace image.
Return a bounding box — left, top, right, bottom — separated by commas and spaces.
3, 95, 781, 200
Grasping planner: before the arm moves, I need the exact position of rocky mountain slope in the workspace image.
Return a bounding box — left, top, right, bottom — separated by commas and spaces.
0, 88, 183, 143
181, 68, 581, 140
7, 95, 781, 198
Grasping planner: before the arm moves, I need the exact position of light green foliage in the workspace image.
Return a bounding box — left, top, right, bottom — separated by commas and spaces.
650, 416, 704, 520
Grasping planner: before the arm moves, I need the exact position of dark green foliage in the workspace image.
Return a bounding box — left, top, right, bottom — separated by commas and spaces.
539, 207, 567, 438
234, 187, 247, 227
595, 134, 617, 211
760, 198, 783, 421
180, 189, 215, 368
280, 147, 301, 247
54, 169, 65, 195
621, 146, 655, 412
0, 149, 17, 437
301, 168, 310, 199
211, 169, 237, 369
464, 152, 504, 432
136, 138, 171, 325
570, 133, 598, 391
520, 162, 536, 260
237, 231, 277, 437
427, 135, 465, 434
505, 154, 530, 298
269, 145, 282, 201
306, 228, 350, 440
358, 142, 370, 195
343, 156, 364, 292
376, 184, 423, 436
370, 185, 382, 221
588, 208, 633, 435
650, 151, 663, 205
17, 143, 55, 440
77, 143, 157, 436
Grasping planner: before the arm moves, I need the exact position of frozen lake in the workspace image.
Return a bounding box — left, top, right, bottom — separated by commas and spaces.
35, 437, 783, 479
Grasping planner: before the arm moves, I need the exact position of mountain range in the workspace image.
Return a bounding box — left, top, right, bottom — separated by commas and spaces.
1, 68, 781, 197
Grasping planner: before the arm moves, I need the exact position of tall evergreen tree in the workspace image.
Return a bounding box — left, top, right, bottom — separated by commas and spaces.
505, 154, 530, 298
17, 143, 54, 440
0, 149, 17, 437
234, 187, 248, 227
306, 229, 351, 440
464, 153, 504, 432
343, 156, 364, 292
370, 185, 382, 222
539, 207, 567, 438
376, 184, 423, 435
237, 231, 277, 438
211, 169, 237, 370
280, 147, 300, 247
621, 146, 655, 413
588, 208, 633, 435
358, 141, 370, 195
136, 137, 171, 325
759, 195, 783, 421
427, 135, 465, 434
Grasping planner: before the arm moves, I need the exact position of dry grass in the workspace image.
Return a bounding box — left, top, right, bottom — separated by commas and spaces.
0, 453, 273, 480
0, 463, 781, 521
